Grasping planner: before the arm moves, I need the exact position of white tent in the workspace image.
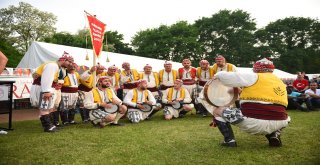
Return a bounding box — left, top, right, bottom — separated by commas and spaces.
17, 41, 296, 79
17, 42, 182, 71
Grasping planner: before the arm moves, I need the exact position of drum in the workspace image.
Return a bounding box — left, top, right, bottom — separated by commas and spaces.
203, 79, 238, 107
139, 103, 153, 112
172, 101, 183, 110
104, 104, 119, 113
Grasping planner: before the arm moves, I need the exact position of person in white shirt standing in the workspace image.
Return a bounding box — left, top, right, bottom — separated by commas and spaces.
31, 51, 73, 132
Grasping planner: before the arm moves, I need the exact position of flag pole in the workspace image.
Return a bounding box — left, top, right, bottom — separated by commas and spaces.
84, 10, 106, 88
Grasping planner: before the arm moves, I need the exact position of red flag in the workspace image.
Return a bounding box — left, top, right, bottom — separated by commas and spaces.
86, 13, 106, 57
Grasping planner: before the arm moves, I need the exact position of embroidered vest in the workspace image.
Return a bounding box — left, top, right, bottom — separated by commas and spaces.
240, 73, 288, 106
121, 69, 140, 82
92, 88, 113, 104
196, 67, 214, 79
131, 88, 149, 103
139, 72, 159, 87
178, 67, 196, 79
159, 69, 177, 83
167, 87, 186, 101
212, 63, 233, 75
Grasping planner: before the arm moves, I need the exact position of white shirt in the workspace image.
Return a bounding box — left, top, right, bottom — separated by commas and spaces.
141, 73, 156, 88
161, 70, 175, 86
123, 89, 156, 107
305, 89, 320, 96
181, 68, 193, 80
41, 62, 60, 93
214, 71, 273, 104
216, 64, 237, 72
84, 88, 122, 109
198, 69, 211, 81
162, 87, 192, 104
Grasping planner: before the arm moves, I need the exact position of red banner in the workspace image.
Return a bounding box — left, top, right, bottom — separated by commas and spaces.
86, 14, 106, 57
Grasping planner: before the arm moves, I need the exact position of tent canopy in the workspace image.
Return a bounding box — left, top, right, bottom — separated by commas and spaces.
17, 41, 296, 79
17, 42, 182, 71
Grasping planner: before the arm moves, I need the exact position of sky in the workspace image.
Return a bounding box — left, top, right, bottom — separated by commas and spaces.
0, 0, 319, 43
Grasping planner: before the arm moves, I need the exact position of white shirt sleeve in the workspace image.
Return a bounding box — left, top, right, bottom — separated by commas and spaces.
123, 90, 136, 107
183, 88, 192, 103
162, 88, 170, 104
215, 71, 258, 87
81, 70, 92, 81
41, 63, 59, 93
147, 90, 156, 105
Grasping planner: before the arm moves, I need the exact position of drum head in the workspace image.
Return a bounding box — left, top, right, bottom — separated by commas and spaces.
104, 104, 119, 113
172, 101, 182, 110
140, 104, 153, 112
203, 79, 238, 107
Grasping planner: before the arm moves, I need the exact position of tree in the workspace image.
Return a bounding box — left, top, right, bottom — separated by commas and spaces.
45, 29, 135, 55
0, 37, 23, 67
132, 21, 202, 65
0, 2, 57, 53
255, 17, 320, 73
194, 10, 257, 66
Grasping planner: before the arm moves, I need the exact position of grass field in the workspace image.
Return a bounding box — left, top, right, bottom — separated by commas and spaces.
0, 110, 320, 165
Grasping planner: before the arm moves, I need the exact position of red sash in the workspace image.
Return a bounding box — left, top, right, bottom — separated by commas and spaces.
241, 102, 288, 120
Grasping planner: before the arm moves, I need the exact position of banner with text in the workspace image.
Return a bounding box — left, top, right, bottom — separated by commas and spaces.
86, 13, 106, 57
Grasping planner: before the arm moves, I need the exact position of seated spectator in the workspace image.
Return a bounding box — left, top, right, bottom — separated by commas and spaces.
293, 72, 309, 93
305, 82, 320, 110
286, 86, 310, 111
301, 71, 309, 82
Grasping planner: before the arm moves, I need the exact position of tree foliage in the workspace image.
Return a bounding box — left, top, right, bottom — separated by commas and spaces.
255, 17, 320, 73
0, 2, 57, 53
45, 29, 135, 55
195, 9, 257, 66
132, 21, 202, 66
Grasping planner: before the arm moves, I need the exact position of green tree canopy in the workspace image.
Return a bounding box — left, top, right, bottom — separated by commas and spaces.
0, 2, 57, 53
132, 21, 202, 66
255, 17, 320, 73
194, 9, 257, 66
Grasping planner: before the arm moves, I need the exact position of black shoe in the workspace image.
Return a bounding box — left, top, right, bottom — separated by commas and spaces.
266, 131, 282, 147
109, 123, 125, 126
221, 139, 237, 147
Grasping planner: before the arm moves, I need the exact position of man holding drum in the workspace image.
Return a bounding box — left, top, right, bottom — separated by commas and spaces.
162, 79, 194, 120
211, 58, 290, 147
83, 76, 127, 128
123, 80, 159, 123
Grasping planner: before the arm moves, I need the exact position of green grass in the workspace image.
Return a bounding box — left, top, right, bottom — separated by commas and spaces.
0, 110, 320, 165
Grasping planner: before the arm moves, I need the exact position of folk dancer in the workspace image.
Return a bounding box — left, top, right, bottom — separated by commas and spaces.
158, 61, 178, 94
195, 60, 213, 116
123, 80, 159, 123
59, 62, 81, 125
178, 59, 197, 114
83, 76, 127, 127
79, 64, 106, 122
30, 51, 72, 132
162, 79, 194, 120
139, 64, 162, 119
210, 58, 290, 147
120, 62, 140, 98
